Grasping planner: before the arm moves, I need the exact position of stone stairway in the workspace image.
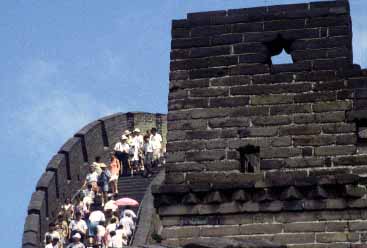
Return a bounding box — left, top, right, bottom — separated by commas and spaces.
116, 167, 161, 207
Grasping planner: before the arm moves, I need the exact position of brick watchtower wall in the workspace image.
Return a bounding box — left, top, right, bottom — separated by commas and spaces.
22, 112, 166, 248
153, 1, 367, 247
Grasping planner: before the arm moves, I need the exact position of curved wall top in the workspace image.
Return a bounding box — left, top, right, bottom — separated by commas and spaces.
22, 112, 167, 248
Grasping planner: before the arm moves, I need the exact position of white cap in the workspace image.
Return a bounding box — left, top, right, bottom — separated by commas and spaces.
134, 128, 141, 133
121, 135, 128, 140
72, 233, 81, 239
124, 130, 131, 135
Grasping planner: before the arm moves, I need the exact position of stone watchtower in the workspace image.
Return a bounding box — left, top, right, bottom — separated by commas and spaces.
153, 1, 367, 247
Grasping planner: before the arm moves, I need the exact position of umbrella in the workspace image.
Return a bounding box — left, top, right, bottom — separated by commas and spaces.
104, 200, 118, 211
115, 197, 139, 207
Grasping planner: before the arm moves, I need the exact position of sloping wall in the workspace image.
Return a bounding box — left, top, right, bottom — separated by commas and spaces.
22, 112, 166, 248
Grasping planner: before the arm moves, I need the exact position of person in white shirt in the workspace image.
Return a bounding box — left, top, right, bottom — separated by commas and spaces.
82, 183, 95, 206
66, 233, 85, 248
108, 231, 123, 248
106, 218, 118, 233
143, 135, 154, 178
69, 212, 88, 241
44, 223, 61, 246
84, 164, 99, 192
119, 213, 135, 238
123, 208, 137, 220
115, 226, 129, 247
89, 210, 106, 237
150, 127, 163, 167
130, 128, 144, 175
114, 135, 130, 176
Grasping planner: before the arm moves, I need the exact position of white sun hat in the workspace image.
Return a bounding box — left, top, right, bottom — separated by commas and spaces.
72, 233, 81, 239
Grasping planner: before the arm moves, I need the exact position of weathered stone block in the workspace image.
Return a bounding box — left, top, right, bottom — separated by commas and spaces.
313, 101, 352, 113
251, 95, 294, 105
211, 76, 251, 87
279, 125, 321, 136
240, 224, 282, 235
200, 225, 240, 237
314, 145, 356, 156
162, 226, 201, 239
186, 151, 226, 162
293, 135, 335, 146
284, 222, 325, 233
209, 117, 249, 128
316, 232, 359, 243
210, 97, 250, 108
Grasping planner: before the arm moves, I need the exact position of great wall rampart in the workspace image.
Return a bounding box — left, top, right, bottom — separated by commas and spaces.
22, 112, 166, 247
23, 1, 367, 248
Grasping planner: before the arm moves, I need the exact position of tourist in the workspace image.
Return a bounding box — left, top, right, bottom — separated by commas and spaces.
88, 210, 106, 238
142, 134, 153, 178
97, 163, 111, 206
68, 212, 87, 242
124, 130, 133, 146
131, 128, 143, 176
55, 213, 69, 246
45, 234, 53, 248
114, 135, 130, 176
62, 198, 74, 222
106, 217, 118, 233
84, 164, 99, 192
109, 153, 120, 195
107, 230, 123, 248
150, 127, 163, 167
96, 221, 107, 247
52, 236, 61, 248
82, 184, 95, 207
115, 225, 128, 246
122, 206, 137, 220
66, 233, 85, 248
119, 211, 135, 238
44, 223, 61, 247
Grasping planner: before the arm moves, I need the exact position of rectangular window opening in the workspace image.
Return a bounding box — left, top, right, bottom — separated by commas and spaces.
237, 145, 260, 173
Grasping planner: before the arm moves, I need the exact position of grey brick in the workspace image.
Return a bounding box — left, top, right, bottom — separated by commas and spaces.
210, 96, 249, 108
313, 101, 352, 113
186, 150, 226, 162
270, 104, 312, 115
239, 127, 278, 137
284, 222, 325, 232
251, 94, 294, 105
279, 125, 321, 136
293, 135, 335, 146
322, 123, 356, 134
190, 87, 229, 97
209, 117, 250, 128
315, 145, 356, 156
252, 115, 292, 126
240, 224, 282, 235
211, 76, 250, 86
261, 147, 302, 158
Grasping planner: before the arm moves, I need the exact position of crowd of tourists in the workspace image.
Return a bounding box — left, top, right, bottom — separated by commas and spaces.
43, 127, 164, 248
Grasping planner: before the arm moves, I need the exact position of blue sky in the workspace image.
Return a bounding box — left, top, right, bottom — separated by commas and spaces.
0, 0, 366, 246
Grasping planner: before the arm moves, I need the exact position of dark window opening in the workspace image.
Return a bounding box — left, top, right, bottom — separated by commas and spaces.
265, 35, 294, 65
237, 145, 260, 173
357, 119, 367, 145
